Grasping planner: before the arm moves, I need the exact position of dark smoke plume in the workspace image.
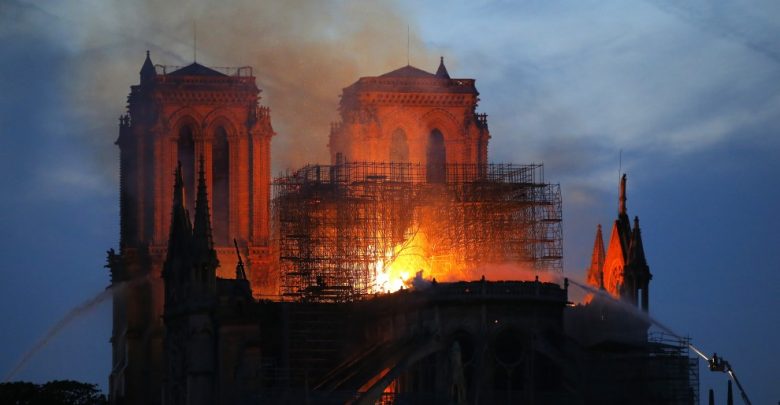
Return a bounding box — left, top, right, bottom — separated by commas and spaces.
62, 0, 442, 174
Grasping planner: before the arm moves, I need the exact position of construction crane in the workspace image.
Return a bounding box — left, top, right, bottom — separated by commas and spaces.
689, 344, 752, 405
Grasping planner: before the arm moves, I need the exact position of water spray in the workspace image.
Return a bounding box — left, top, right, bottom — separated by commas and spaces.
2, 275, 151, 382
688, 344, 710, 361
561, 275, 753, 405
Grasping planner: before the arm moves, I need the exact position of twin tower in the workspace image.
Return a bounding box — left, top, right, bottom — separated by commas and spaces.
108, 53, 490, 403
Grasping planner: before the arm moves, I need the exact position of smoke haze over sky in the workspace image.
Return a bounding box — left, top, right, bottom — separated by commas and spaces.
1, 0, 778, 402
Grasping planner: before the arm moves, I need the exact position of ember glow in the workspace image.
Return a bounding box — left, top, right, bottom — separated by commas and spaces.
371, 224, 562, 293
373, 230, 431, 293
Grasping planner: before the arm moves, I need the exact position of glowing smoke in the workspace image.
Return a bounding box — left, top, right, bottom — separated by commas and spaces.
40, 0, 444, 176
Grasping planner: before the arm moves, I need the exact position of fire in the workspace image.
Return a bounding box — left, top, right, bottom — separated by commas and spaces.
371, 223, 555, 293
373, 230, 431, 293
371, 228, 481, 292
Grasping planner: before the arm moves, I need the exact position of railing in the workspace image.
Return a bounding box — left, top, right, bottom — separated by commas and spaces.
154, 64, 253, 77
346, 77, 477, 94
274, 162, 546, 188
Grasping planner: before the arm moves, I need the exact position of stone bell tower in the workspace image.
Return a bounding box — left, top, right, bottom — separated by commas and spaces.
107, 51, 275, 405
329, 57, 490, 180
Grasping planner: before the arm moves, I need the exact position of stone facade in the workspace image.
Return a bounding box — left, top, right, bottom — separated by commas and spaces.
108, 53, 275, 405
107, 56, 694, 405
328, 58, 490, 179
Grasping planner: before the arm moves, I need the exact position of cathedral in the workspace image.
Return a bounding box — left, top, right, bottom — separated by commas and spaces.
107, 52, 697, 404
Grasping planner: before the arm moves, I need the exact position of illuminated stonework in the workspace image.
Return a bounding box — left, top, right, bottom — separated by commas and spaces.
328, 58, 490, 173
109, 52, 275, 405
586, 174, 652, 310
107, 54, 693, 405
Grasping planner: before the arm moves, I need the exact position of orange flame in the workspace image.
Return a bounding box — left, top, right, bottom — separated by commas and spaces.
373, 230, 431, 292
371, 225, 556, 293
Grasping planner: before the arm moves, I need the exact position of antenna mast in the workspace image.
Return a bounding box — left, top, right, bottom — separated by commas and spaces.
407, 25, 410, 66
193, 21, 197, 62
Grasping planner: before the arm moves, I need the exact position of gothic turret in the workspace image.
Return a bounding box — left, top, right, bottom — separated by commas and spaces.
162, 163, 192, 305
617, 173, 631, 254
162, 158, 219, 308
586, 224, 605, 290
601, 173, 651, 310
626, 216, 651, 311
191, 156, 218, 296
140, 50, 156, 84
435, 56, 450, 79
628, 217, 647, 270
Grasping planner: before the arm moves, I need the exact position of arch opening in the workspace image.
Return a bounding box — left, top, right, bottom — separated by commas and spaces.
212, 127, 230, 245
426, 129, 446, 183
177, 125, 196, 215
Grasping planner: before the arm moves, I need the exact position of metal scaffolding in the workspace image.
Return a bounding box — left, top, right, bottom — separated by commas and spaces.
648, 332, 700, 405
272, 162, 562, 302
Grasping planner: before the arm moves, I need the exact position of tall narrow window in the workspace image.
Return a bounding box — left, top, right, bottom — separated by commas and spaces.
389, 128, 409, 162
426, 129, 446, 183
212, 127, 230, 245
177, 125, 195, 215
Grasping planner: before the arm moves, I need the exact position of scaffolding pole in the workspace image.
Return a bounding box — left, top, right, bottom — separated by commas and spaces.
273, 162, 562, 302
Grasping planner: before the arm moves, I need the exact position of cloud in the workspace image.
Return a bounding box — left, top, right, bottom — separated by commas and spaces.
644, 0, 780, 63
411, 0, 780, 192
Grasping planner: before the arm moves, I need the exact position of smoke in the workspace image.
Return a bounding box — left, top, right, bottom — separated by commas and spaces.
561, 274, 735, 389
562, 276, 682, 336
42, 0, 442, 177
466, 262, 560, 283
560, 274, 720, 369
406, 262, 701, 354
2, 276, 150, 383
408, 262, 561, 287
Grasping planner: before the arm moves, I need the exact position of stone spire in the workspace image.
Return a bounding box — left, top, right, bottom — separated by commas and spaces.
628, 216, 647, 268
162, 162, 194, 301
166, 162, 193, 259
619, 173, 627, 215
192, 155, 219, 275
435, 56, 450, 79
626, 216, 652, 311
616, 173, 632, 257
586, 224, 605, 289
140, 50, 156, 84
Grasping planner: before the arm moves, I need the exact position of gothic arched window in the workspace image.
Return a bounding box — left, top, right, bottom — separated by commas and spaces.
212, 127, 230, 244
177, 125, 196, 213
426, 129, 446, 183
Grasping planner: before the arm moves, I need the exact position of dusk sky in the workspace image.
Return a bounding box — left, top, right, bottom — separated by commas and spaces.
1, 0, 778, 402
